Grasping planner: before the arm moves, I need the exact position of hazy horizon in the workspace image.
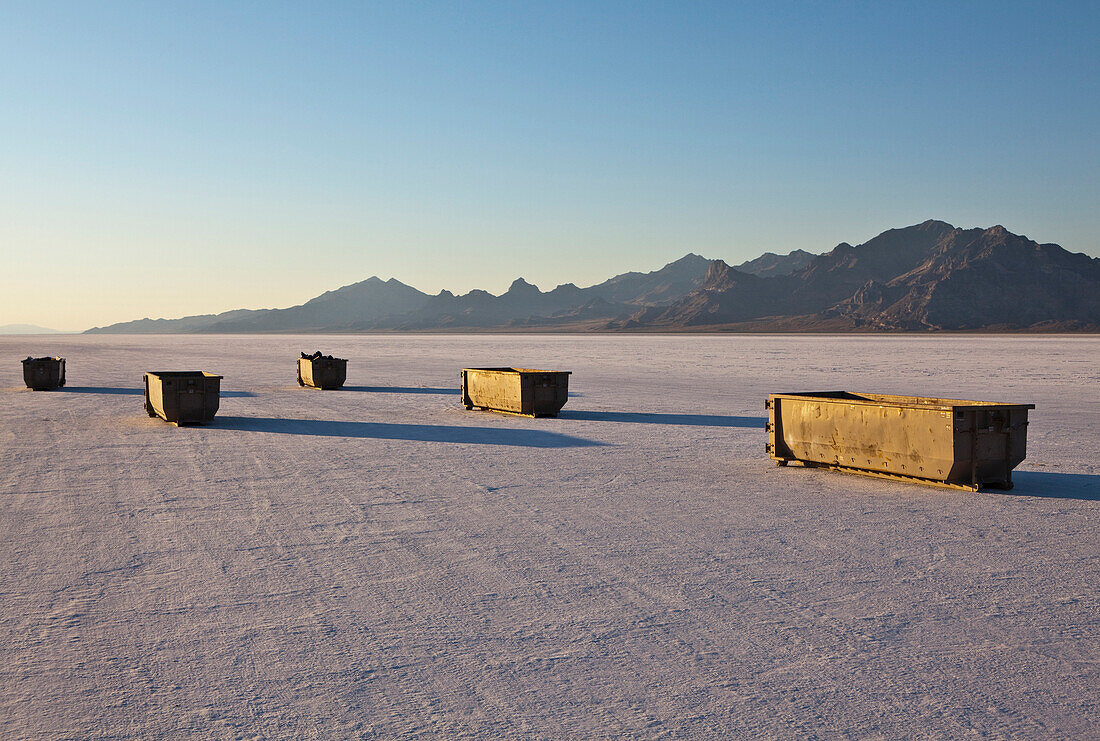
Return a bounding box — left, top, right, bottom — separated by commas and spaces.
4, 2, 1098, 331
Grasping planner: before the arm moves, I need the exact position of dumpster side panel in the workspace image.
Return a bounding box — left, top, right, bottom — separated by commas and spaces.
144, 372, 221, 425
947, 406, 1031, 488
164, 376, 184, 422
298, 358, 347, 389
769, 393, 1032, 490
529, 373, 570, 416
519, 374, 534, 415
145, 374, 167, 420
160, 376, 181, 422
774, 396, 957, 481
298, 359, 316, 387
315, 358, 346, 389
1008, 407, 1030, 470
22, 358, 65, 390
178, 387, 205, 421
325, 359, 347, 389
203, 375, 221, 420
144, 374, 160, 418
462, 368, 571, 416
464, 370, 524, 414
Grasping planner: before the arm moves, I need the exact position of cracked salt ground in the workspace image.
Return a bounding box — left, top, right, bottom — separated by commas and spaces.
0, 334, 1097, 738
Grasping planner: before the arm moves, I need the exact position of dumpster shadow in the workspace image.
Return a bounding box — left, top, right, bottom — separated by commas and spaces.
343, 386, 458, 395
214, 416, 603, 448
1001, 472, 1100, 501
62, 386, 256, 398
343, 386, 583, 398
562, 410, 766, 428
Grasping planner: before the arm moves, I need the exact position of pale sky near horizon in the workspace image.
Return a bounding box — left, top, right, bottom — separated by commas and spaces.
3, 1, 1098, 331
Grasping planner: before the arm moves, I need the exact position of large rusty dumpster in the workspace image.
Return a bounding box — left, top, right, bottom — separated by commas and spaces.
462, 368, 571, 417
144, 372, 222, 425
22, 357, 66, 390
297, 352, 347, 390
766, 392, 1034, 491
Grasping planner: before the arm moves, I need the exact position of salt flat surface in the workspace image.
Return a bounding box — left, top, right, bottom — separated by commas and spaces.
0, 334, 1097, 739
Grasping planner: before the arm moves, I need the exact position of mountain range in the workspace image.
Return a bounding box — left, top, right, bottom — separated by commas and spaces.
86, 221, 1100, 333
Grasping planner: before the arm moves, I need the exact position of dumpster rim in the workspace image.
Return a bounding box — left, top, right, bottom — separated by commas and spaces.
768, 391, 1034, 412
144, 371, 224, 381
462, 367, 571, 375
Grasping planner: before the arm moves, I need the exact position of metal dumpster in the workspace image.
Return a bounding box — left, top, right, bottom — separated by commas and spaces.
144, 372, 222, 425
462, 368, 571, 417
766, 392, 1034, 491
297, 352, 347, 390
22, 356, 66, 390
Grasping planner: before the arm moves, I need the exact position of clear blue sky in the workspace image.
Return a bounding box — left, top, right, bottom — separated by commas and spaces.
2, 1, 1098, 330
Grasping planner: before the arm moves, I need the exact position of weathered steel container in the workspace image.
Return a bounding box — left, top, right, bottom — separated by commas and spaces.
144, 372, 222, 425
22, 357, 66, 390
766, 392, 1034, 491
461, 367, 571, 417
297, 354, 347, 390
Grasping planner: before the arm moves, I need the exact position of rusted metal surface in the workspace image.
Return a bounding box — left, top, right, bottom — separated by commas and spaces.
297, 354, 347, 390
766, 392, 1034, 491
144, 372, 222, 426
22, 357, 66, 390
461, 368, 571, 417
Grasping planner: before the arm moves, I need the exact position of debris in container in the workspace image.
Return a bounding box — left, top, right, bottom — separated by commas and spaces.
297, 352, 348, 389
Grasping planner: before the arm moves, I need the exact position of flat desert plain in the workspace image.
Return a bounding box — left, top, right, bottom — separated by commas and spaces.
0, 334, 1097, 739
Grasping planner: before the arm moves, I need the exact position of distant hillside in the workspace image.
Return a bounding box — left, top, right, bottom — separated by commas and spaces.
620, 221, 1100, 331
824, 225, 1100, 330
0, 324, 62, 335
86, 254, 715, 333
86, 223, 1100, 333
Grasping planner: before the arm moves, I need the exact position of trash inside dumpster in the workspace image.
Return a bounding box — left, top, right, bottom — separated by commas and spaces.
22, 357, 66, 390
461, 367, 570, 417
144, 372, 222, 425
297, 351, 347, 390
766, 392, 1034, 491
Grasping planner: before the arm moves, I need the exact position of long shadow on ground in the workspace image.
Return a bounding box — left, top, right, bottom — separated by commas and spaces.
561, 410, 766, 428
1001, 471, 1100, 501
214, 416, 603, 448
62, 386, 255, 397
342, 386, 584, 398
342, 386, 457, 395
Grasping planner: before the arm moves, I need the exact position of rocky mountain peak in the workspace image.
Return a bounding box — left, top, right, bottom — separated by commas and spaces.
506, 277, 540, 294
